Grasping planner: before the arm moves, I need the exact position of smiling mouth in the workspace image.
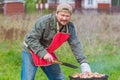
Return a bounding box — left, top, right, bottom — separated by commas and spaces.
61, 20, 68, 23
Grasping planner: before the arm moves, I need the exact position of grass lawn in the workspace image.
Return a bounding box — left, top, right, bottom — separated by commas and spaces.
0, 41, 120, 80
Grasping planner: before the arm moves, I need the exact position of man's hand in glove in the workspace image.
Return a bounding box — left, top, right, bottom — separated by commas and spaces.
80, 63, 92, 73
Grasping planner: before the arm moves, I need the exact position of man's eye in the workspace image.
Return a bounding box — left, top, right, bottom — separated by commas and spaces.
60, 14, 70, 18
61, 14, 65, 16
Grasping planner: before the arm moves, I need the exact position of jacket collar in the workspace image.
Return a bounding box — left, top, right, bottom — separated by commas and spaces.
49, 14, 57, 30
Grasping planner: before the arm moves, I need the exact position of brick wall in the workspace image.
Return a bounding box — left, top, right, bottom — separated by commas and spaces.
98, 3, 110, 9
4, 2, 24, 15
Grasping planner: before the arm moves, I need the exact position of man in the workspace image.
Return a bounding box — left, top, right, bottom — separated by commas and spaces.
21, 3, 91, 80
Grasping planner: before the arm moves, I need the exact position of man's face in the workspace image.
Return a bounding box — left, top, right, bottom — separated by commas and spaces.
56, 11, 71, 26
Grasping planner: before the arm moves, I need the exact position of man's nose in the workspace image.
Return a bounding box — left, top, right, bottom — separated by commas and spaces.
63, 16, 68, 20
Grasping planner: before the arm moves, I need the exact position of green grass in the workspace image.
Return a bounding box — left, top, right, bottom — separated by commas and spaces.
0, 41, 120, 80
89, 53, 120, 80
0, 41, 21, 80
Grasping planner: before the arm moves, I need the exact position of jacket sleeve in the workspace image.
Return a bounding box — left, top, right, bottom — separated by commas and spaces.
68, 22, 87, 64
24, 19, 47, 58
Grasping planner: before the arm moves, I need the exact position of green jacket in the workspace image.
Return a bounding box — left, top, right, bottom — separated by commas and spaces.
22, 13, 87, 64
